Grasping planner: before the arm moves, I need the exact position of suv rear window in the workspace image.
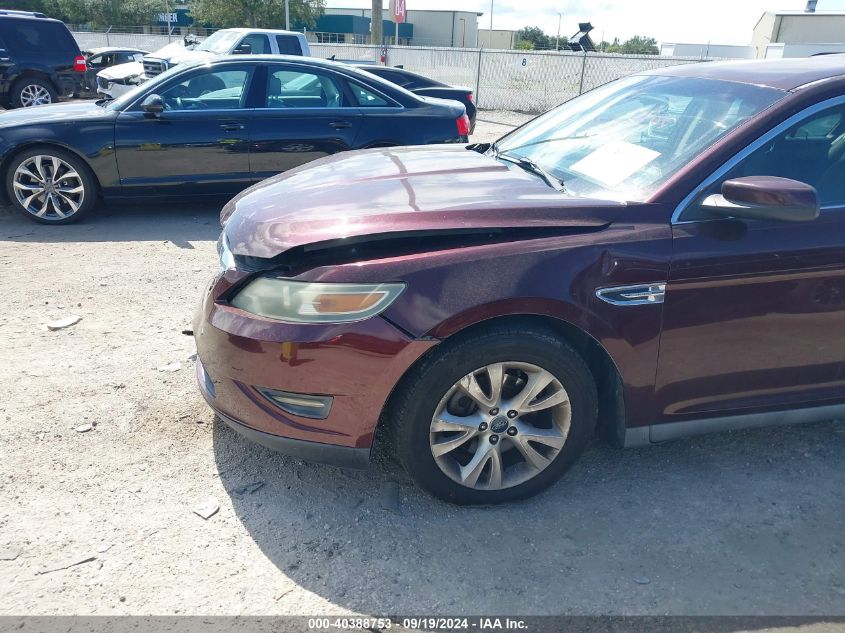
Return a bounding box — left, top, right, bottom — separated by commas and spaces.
0, 18, 78, 60
275, 35, 302, 56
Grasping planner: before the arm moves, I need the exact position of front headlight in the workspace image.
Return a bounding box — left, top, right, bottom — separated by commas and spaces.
230, 279, 405, 324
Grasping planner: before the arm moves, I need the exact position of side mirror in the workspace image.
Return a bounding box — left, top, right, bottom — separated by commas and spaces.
233, 43, 252, 55
141, 94, 164, 115
700, 176, 820, 223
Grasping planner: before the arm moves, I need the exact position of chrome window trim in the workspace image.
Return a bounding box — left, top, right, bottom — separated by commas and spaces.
671, 94, 845, 225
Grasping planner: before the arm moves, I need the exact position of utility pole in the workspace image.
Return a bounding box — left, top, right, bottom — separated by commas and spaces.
285, 0, 290, 29
489, 0, 493, 33
371, 0, 383, 45
556, 12, 562, 50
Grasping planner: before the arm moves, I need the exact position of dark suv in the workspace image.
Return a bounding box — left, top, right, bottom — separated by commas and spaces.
0, 10, 84, 108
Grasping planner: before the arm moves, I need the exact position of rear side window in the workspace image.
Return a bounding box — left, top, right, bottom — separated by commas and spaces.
349, 82, 390, 107
275, 35, 302, 55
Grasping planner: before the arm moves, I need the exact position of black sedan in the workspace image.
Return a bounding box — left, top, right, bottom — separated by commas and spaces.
355, 64, 477, 133
0, 56, 469, 224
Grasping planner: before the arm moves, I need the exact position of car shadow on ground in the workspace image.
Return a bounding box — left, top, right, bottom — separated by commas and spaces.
212, 416, 845, 616
0, 200, 224, 244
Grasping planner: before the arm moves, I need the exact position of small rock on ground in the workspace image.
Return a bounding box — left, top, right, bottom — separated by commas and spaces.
46, 315, 81, 331
192, 497, 220, 520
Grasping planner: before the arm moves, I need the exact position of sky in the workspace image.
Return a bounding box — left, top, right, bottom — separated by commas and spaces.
326, 0, 845, 45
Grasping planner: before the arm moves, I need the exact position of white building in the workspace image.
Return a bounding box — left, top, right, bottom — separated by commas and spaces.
659, 43, 756, 59
752, 10, 845, 58
477, 28, 517, 50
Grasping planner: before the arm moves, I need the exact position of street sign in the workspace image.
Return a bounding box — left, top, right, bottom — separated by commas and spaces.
389, 0, 407, 24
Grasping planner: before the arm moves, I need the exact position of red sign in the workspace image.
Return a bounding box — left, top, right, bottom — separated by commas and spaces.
389, 0, 406, 24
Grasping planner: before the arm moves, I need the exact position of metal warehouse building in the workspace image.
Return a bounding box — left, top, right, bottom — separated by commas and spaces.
321, 7, 482, 47
752, 9, 845, 57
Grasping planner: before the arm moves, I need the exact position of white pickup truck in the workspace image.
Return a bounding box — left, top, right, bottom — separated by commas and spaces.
96, 28, 311, 98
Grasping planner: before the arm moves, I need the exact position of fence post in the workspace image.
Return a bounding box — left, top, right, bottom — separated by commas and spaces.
578, 50, 587, 94
106, 25, 112, 46
474, 48, 483, 109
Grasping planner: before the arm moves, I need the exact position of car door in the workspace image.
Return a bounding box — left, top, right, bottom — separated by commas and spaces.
655, 98, 845, 425
248, 64, 363, 181
114, 64, 255, 196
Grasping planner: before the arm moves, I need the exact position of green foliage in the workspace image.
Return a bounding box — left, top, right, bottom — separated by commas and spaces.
190, 0, 324, 29
603, 35, 659, 55
514, 40, 534, 50
11, 0, 170, 26
515, 26, 549, 50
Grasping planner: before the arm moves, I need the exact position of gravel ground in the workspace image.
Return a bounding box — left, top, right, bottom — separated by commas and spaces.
1, 113, 844, 620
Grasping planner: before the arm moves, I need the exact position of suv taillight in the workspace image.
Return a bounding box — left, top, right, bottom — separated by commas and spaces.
456, 114, 470, 137
73, 55, 86, 72
467, 92, 474, 102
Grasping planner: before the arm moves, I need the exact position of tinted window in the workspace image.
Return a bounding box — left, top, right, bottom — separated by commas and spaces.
159, 68, 251, 111
265, 69, 343, 108
0, 20, 78, 60
239, 33, 270, 54
701, 103, 845, 210
275, 35, 302, 55
349, 82, 390, 107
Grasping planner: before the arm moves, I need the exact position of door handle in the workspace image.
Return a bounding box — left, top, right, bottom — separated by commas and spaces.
329, 121, 352, 129
219, 123, 244, 131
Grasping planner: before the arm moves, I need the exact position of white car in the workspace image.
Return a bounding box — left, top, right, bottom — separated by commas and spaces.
96, 29, 311, 99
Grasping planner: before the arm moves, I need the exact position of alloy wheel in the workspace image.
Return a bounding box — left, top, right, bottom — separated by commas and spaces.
19, 84, 52, 107
429, 362, 571, 491
13, 155, 85, 221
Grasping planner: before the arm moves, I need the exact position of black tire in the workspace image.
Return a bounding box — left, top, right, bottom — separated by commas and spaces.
10, 77, 58, 108
390, 323, 598, 505
5, 146, 98, 224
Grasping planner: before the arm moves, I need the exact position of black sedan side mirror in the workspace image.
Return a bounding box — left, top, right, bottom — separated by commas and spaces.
233, 43, 252, 55
141, 94, 164, 115
700, 176, 820, 223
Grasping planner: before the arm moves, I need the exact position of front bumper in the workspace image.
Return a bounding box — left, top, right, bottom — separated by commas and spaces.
194, 270, 436, 464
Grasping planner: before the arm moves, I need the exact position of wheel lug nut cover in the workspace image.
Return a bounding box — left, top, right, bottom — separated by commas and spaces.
507, 410, 518, 418
478, 422, 488, 431
507, 427, 517, 436
489, 434, 499, 444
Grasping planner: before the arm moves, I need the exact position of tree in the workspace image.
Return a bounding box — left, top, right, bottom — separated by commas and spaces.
190, 0, 324, 29
515, 26, 549, 50
619, 35, 659, 55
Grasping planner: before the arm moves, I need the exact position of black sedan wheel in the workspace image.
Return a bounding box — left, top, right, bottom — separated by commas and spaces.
6, 148, 97, 224
390, 323, 598, 504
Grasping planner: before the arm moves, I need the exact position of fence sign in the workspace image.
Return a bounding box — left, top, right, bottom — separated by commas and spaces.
514, 55, 529, 68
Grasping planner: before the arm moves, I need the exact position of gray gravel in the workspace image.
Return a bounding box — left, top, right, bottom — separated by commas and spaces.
0, 116, 843, 617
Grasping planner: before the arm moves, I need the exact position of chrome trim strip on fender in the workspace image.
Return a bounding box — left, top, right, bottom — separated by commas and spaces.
596, 283, 666, 306
623, 402, 845, 447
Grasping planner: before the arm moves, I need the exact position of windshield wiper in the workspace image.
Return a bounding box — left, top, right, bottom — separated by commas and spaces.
494, 149, 565, 192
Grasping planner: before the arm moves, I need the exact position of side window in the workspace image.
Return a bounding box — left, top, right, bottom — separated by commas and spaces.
264, 69, 343, 108
239, 33, 270, 54
686, 103, 845, 219
87, 54, 105, 68
349, 82, 390, 107
132, 53, 145, 62
159, 68, 251, 111
275, 35, 303, 56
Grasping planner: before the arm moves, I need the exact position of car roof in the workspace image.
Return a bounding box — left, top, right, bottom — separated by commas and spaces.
218, 28, 304, 35
645, 55, 845, 91
88, 46, 146, 54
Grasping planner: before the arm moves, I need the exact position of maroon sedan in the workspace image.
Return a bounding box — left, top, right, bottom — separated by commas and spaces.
195, 56, 845, 504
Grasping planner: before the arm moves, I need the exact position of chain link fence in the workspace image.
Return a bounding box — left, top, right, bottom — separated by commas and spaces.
71, 30, 707, 113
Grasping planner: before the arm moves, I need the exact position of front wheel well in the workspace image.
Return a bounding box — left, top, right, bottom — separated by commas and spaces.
0, 143, 102, 203
374, 313, 627, 459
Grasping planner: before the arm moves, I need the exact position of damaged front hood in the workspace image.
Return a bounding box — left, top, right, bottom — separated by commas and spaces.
222, 145, 625, 260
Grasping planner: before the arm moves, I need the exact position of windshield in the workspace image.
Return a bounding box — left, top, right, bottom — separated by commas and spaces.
195, 30, 241, 54
492, 75, 784, 202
